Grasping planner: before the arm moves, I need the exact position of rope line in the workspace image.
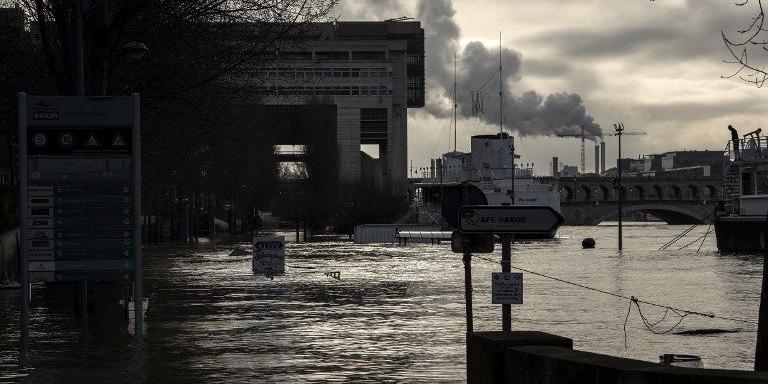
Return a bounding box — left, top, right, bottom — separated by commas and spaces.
659, 209, 716, 251
471, 254, 750, 324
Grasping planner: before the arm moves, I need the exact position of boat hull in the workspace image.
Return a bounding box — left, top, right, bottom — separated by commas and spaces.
714, 215, 768, 252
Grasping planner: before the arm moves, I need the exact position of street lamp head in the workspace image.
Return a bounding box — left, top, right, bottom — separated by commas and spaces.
120, 41, 149, 60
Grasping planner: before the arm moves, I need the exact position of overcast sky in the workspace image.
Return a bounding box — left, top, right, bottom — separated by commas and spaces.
337, 0, 768, 175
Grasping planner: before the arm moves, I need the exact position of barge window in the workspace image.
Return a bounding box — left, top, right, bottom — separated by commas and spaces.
743, 172, 754, 195
757, 171, 768, 194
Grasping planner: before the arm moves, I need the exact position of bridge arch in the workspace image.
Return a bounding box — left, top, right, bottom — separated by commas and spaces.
617, 186, 627, 200
651, 185, 663, 200
560, 185, 574, 201
632, 185, 646, 201
668, 185, 681, 200
580, 185, 593, 202
688, 185, 699, 199
598, 185, 611, 202
592, 203, 707, 225
705, 184, 718, 198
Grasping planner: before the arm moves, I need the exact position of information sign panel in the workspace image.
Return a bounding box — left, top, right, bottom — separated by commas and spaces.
19, 94, 140, 283
18, 93, 142, 336
491, 272, 523, 304
252, 235, 285, 275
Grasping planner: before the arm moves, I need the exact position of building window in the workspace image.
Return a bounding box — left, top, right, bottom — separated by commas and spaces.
281, 51, 312, 61
352, 51, 386, 61
360, 108, 388, 144
406, 52, 423, 64
316, 51, 350, 61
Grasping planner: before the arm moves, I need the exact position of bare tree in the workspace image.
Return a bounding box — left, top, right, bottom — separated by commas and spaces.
18, 0, 338, 95
723, 0, 768, 87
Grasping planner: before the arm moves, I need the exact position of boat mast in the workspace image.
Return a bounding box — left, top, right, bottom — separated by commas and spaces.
499, 32, 503, 136
454, 51, 458, 152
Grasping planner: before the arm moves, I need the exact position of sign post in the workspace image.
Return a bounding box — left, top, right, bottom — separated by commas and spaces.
500, 233, 512, 331
18, 93, 142, 337
458, 205, 563, 332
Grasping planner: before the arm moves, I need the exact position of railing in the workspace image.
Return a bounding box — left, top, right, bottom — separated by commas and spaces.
725, 136, 768, 161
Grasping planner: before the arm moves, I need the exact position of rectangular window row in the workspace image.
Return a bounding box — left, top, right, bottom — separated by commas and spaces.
261, 67, 391, 79
274, 50, 387, 61
256, 85, 392, 97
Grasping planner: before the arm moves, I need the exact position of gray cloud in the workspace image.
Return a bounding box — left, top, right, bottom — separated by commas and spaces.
337, 0, 409, 21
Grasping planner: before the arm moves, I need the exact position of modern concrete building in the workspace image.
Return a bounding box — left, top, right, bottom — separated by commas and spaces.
619, 150, 726, 177
250, 21, 425, 195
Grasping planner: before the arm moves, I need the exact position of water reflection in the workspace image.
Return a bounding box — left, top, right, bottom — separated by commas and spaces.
0, 225, 762, 382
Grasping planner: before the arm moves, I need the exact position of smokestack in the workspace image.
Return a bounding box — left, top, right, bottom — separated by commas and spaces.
594, 145, 600, 174
552, 156, 559, 177
600, 141, 606, 174
430, 159, 435, 179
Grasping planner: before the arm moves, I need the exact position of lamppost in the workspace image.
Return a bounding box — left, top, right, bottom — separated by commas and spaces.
615, 123, 624, 251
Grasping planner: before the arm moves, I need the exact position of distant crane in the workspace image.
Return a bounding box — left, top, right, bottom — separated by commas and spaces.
556, 125, 595, 174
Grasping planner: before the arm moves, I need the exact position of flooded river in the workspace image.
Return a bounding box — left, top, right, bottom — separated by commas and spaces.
0, 224, 763, 382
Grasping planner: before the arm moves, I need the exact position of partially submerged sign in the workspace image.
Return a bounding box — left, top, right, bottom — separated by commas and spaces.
252, 235, 285, 275
450, 231, 494, 254
491, 272, 523, 304
459, 205, 563, 235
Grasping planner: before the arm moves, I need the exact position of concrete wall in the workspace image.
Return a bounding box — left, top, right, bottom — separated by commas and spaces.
0, 228, 19, 282
468, 331, 768, 384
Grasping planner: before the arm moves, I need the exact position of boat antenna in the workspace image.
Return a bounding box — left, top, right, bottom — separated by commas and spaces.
499, 31, 503, 136
454, 51, 458, 152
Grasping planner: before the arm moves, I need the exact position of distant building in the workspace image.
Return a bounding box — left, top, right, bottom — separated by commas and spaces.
249, 21, 425, 195
619, 150, 725, 177
561, 165, 579, 177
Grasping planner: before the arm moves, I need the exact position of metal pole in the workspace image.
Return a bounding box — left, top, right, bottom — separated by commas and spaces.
618, 129, 623, 251
18, 93, 29, 339
500, 233, 511, 332
499, 32, 503, 136
462, 250, 473, 333
74, 0, 87, 324
133, 93, 143, 336
453, 51, 457, 153
75, 0, 85, 96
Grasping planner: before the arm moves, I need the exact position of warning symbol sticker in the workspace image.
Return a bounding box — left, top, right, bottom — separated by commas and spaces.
59, 132, 74, 147
112, 134, 126, 147
85, 134, 100, 148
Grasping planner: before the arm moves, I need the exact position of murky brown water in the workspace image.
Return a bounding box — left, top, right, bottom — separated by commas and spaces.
0, 224, 763, 382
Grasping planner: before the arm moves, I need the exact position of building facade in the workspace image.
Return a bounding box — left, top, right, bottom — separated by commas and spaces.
250, 21, 424, 195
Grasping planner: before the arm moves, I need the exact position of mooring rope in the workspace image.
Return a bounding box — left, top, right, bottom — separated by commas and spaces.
471, 254, 750, 325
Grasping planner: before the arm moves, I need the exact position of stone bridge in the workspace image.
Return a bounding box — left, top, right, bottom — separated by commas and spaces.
542, 176, 724, 225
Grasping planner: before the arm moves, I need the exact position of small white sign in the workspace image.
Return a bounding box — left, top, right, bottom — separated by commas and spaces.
491, 272, 523, 304
252, 235, 285, 275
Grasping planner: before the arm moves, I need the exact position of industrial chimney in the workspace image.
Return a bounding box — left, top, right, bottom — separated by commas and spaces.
594, 145, 600, 174
600, 141, 606, 174
552, 156, 559, 177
